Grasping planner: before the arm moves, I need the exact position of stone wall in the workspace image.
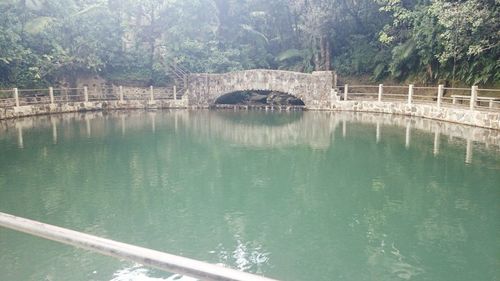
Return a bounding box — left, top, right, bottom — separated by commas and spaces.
2, 98, 499, 131
186, 69, 335, 108
110, 85, 177, 100
329, 101, 500, 130
0, 98, 188, 120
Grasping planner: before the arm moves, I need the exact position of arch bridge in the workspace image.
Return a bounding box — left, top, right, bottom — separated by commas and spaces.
185, 69, 336, 109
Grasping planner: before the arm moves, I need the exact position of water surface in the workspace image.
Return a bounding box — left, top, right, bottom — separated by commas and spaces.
0, 110, 499, 281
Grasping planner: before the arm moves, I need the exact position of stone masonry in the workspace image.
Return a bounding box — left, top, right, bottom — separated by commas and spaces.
329, 101, 500, 130
0, 98, 188, 120
186, 69, 336, 109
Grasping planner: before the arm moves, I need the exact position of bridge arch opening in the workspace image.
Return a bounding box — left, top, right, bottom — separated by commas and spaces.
214, 90, 305, 106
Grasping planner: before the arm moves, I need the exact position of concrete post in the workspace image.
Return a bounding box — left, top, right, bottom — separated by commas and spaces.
378, 84, 383, 102
83, 86, 89, 102
119, 86, 124, 102
173, 85, 177, 100
49, 87, 54, 104
344, 84, 348, 101
437, 84, 444, 108
150, 86, 154, 102
407, 84, 414, 105
13, 88, 19, 107
470, 86, 478, 110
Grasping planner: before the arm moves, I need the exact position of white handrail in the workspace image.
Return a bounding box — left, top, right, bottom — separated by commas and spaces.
0, 212, 278, 281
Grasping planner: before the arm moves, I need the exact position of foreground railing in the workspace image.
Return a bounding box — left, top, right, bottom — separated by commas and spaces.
0, 212, 277, 281
0, 85, 184, 108
339, 84, 500, 111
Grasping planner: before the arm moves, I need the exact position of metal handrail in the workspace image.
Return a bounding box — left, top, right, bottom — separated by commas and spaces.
0, 212, 277, 281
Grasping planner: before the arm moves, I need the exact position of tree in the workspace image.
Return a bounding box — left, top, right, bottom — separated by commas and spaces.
0, 0, 498, 87
378, 0, 499, 84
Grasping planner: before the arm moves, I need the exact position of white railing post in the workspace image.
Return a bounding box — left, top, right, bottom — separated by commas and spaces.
470, 86, 478, 110
83, 86, 89, 102
49, 87, 54, 104
13, 88, 19, 107
150, 86, 154, 102
344, 84, 348, 101
119, 86, 124, 102
173, 85, 177, 100
378, 84, 383, 102
437, 84, 444, 108
407, 84, 414, 105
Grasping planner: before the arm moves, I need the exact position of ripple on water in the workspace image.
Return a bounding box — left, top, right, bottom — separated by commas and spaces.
110, 264, 198, 281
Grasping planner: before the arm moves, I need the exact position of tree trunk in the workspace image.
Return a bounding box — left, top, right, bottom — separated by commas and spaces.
319, 37, 326, 70
314, 37, 321, 71
148, 6, 156, 85
324, 38, 331, 71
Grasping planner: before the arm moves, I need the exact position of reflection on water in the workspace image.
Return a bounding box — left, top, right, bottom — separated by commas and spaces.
0, 110, 499, 281
2, 110, 499, 160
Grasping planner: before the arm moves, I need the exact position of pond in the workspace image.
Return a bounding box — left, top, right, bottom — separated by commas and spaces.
0, 110, 499, 281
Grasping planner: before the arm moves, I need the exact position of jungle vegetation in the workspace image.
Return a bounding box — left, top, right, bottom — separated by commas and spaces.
0, 0, 498, 88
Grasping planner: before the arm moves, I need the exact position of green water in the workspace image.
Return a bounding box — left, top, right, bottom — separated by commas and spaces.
0, 111, 499, 281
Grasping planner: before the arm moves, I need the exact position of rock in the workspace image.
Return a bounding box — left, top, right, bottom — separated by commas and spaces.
247, 93, 268, 104
266, 92, 304, 106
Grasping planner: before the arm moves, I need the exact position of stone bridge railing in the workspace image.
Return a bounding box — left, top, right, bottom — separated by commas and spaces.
186, 69, 336, 109
0, 85, 187, 120
333, 84, 500, 130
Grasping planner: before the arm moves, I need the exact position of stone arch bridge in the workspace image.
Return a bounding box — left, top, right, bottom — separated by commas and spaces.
186, 69, 336, 109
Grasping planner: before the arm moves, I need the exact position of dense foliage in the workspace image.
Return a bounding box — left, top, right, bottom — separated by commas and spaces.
0, 0, 498, 88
